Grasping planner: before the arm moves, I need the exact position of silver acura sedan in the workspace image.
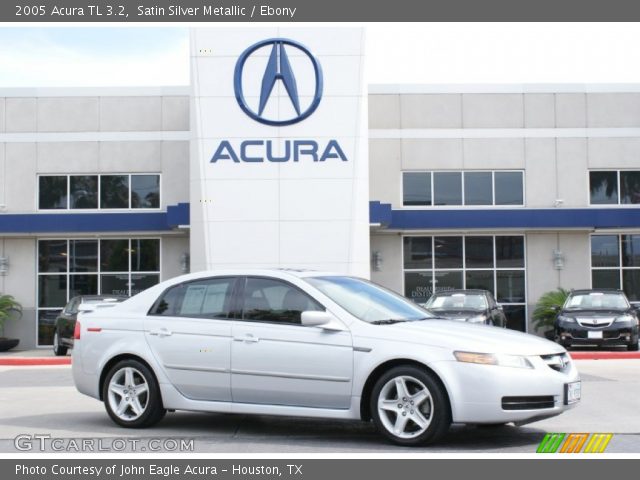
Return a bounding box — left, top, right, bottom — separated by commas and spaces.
72, 269, 580, 446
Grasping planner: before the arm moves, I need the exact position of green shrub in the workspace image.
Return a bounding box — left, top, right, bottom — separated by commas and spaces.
532, 288, 570, 332
0, 294, 22, 337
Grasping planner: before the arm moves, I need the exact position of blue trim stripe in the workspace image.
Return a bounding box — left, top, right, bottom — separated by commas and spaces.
0, 203, 190, 234
370, 201, 640, 230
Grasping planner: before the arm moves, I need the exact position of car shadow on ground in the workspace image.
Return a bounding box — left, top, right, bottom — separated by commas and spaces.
0, 410, 545, 452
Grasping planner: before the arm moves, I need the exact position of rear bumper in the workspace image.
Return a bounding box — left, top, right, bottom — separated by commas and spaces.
71, 348, 101, 400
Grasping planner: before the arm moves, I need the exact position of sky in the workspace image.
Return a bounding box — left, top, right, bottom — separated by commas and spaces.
0, 24, 640, 87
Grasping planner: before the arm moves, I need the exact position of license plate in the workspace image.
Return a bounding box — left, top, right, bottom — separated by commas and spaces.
565, 381, 581, 405
587, 330, 603, 339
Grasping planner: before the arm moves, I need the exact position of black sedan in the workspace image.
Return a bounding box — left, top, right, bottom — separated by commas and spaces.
555, 289, 639, 351
422, 289, 507, 327
53, 295, 127, 356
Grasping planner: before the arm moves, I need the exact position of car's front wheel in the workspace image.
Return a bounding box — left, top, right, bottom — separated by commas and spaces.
370, 365, 451, 446
102, 359, 166, 428
52, 330, 68, 356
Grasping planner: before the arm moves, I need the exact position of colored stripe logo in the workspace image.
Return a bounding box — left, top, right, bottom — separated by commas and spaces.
537, 433, 612, 453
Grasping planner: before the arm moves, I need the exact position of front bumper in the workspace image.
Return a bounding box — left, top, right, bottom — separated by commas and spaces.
433, 355, 580, 424
557, 321, 638, 347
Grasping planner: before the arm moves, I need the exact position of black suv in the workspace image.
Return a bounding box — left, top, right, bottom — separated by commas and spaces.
53, 295, 127, 356
422, 289, 507, 327
555, 289, 639, 351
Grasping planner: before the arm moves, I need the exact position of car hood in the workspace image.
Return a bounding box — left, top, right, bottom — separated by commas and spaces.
560, 309, 626, 318
358, 319, 564, 356
426, 310, 485, 319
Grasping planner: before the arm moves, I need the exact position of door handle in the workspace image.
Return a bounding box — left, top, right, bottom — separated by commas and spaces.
233, 334, 259, 343
149, 328, 173, 337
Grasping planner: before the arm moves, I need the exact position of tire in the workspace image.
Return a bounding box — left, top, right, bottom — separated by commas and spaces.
628, 340, 639, 351
102, 359, 166, 428
370, 365, 451, 446
52, 330, 68, 356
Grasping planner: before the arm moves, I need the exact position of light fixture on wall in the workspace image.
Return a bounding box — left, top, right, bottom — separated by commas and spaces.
554, 199, 564, 208
0, 256, 8, 276
553, 249, 564, 270
180, 253, 190, 274
371, 251, 382, 272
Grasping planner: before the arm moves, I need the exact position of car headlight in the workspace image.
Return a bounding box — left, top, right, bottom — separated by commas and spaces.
557, 315, 575, 323
467, 314, 487, 324
614, 315, 635, 323
453, 351, 534, 369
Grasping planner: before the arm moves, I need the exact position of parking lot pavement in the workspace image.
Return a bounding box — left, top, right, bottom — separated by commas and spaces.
0, 360, 638, 453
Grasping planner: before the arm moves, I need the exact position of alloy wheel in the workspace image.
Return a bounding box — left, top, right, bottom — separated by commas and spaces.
107, 367, 149, 421
377, 375, 434, 439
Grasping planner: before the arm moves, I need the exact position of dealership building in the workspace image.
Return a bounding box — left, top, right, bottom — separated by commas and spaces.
1, 27, 640, 348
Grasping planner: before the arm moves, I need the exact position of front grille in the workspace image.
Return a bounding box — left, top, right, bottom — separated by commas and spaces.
541, 353, 571, 372
502, 396, 555, 410
576, 317, 614, 328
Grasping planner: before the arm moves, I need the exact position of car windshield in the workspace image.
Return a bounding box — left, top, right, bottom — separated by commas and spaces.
564, 292, 629, 310
305, 276, 432, 323
425, 293, 488, 311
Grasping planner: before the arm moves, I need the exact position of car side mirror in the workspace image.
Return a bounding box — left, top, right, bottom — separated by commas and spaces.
301, 311, 345, 331
631, 303, 640, 313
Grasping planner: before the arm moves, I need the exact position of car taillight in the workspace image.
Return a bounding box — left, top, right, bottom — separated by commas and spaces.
74, 321, 81, 340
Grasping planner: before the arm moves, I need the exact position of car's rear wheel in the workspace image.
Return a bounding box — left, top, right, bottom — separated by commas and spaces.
102, 359, 165, 428
370, 365, 450, 446
52, 330, 68, 356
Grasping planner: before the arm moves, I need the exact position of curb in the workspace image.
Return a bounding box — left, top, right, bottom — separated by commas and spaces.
0, 357, 71, 366
569, 351, 640, 360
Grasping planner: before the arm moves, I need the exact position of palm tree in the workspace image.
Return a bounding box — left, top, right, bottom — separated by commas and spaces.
532, 288, 570, 333
0, 294, 22, 339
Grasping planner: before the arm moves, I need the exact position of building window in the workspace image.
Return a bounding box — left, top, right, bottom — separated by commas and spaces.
36, 238, 161, 346
402, 171, 524, 207
403, 235, 527, 331
589, 170, 640, 205
38, 174, 161, 210
591, 234, 640, 301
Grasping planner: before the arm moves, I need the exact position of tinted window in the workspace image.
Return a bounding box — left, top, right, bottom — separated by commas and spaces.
403, 236, 432, 269
39, 176, 67, 209
433, 270, 463, 293
592, 270, 620, 290
623, 270, 640, 302
131, 175, 160, 209
433, 172, 462, 206
620, 171, 640, 204
622, 235, 640, 267
590, 171, 618, 204
464, 172, 493, 205
242, 278, 323, 324
592, 235, 620, 267
494, 172, 523, 205
70, 175, 98, 209
38, 240, 68, 272
38, 275, 67, 308
465, 236, 494, 268
434, 236, 463, 268
69, 240, 98, 272
69, 275, 98, 298
152, 278, 235, 319
403, 172, 431, 206
496, 270, 525, 303
495, 236, 524, 268
465, 270, 494, 292
100, 239, 129, 272
100, 175, 129, 209
404, 272, 433, 304
131, 239, 160, 271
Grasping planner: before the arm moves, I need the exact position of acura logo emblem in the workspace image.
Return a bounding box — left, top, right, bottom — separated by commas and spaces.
234, 38, 323, 126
